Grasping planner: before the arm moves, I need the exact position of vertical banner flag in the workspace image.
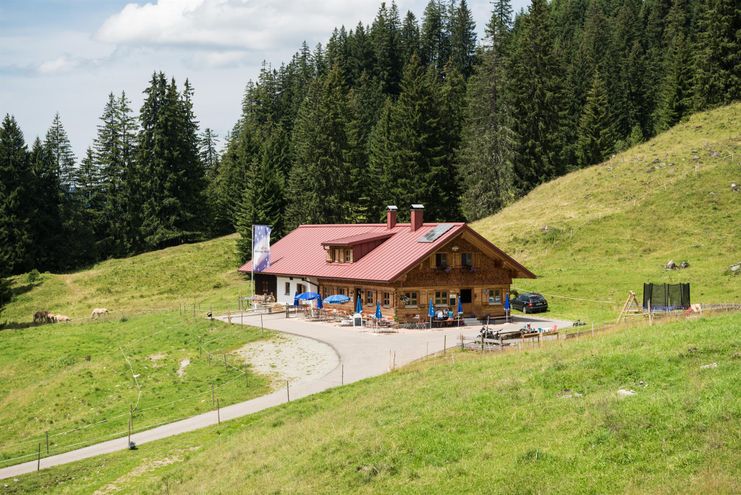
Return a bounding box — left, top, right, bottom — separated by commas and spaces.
252, 225, 272, 273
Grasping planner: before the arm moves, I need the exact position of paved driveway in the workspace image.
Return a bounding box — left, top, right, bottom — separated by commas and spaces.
0, 312, 570, 479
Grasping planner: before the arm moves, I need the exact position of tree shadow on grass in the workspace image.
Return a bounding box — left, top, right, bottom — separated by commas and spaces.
0, 321, 38, 331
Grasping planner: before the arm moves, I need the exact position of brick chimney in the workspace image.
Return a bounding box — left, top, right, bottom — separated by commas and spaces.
410, 204, 424, 232
386, 205, 398, 229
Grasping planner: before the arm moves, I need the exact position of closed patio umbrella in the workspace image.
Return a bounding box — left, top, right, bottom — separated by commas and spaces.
317, 296, 323, 310
355, 296, 363, 314
375, 301, 382, 319
457, 297, 463, 315
428, 299, 435, 328
504, 293, 511, 323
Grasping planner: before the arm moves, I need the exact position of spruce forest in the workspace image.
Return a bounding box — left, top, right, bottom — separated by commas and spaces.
1, 0, 738, 297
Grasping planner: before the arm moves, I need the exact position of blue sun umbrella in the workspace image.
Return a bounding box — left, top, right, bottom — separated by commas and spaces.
504, 293, 511, 311
293, 293, 300, 307
355, 296, 363, 314
296, 292, 321, 301
317, 296, 323, 310
375, 301, 382, 319
428, 299, 435, 319
457, 297, 463, 315
324, 294, 350, 304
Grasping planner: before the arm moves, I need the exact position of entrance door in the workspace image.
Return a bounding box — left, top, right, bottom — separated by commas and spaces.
460, 288, 472, 304
460, 288, 472, 316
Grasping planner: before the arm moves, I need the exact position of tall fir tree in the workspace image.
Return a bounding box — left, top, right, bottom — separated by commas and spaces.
27, 137, 64, 271
448, 0, 477, 78
420, 0, 451, 74
370, 2, 403, 94
691, 0, 739, 110
44, 113, 76, 192
345, 74, 386, 222
577, 71, 616, 167
457, 0, 517, 221
654, 0, 693, 132
136, 74, 207, 248
0, 115, 33, 274
285, 66, 352, 229
368, 55, 449, 220
400, 11, 421, 64
508, 0, 568, 189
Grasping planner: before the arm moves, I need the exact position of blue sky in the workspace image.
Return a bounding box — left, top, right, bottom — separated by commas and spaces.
0, 0, 529, 158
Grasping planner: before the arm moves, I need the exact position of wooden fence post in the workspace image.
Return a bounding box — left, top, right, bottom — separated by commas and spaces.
37, 443, 41, 471
45, 431, 49, 455
341, 363, 344, 385
286, 381, 290, 402
216, 398, 221, 425
443, 335, 447, 355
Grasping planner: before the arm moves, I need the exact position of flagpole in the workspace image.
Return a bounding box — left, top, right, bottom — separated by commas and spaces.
251, 224, 255, 312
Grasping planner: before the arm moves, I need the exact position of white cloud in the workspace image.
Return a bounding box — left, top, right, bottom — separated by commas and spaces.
38, 55, 80, 74
96, 0, 382, 51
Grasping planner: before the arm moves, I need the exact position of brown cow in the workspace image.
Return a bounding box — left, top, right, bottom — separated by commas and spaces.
33, 311, 53, 324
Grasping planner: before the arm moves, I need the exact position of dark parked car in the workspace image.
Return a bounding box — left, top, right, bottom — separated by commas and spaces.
511, 292, 548, 314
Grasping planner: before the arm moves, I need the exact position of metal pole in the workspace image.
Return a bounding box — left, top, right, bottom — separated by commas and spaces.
341, 364, 344, 385
260, 312, 263, 330
45, 431, 49, 455
443, 335, 447, 355
216, 398, 221, 425
37, 443, 41, 471
286, 380, 290, 402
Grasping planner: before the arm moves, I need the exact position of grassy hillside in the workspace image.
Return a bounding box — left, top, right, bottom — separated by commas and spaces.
0, 313, 271, 467
10, 312, 740, 494
475, 103, 740, 323
0, 234, 275, 466
1, 234, 245, 324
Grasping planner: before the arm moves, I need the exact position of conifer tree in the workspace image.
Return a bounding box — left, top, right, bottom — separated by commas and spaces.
285, 66, 352, 229
370, 2, 403, 94
692, 0, 739, 109
346, 74, 386, 222
577, 71, 616, 167
27, 137, 64, 270
400, 11, 421, 64
136, 73, 207, 248
368, 55, 449, 220
44, 113, 76, 192
654, 0, 693, 132
420, 0, 450, 74
0, 115, 33, 274
457, 0, 516, 221
75, 146, 105, 256
449, 0, 477, 78
508, 0, 567, 188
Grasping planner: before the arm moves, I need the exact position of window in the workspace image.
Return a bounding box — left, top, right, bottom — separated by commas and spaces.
435, 290, 448, 305
338, 287, 346, 296
382, 292, 391, 307
461, 253, 473, 268
402, 291, 418, 307
435, 253, 448, 268
365, 290, 374, 305
284, 282, 290, 295
486, 289, 502, 305
297, 283, 306, 294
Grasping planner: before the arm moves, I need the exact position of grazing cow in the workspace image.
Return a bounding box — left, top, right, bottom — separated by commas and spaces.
33, 311, 53, 324
52, 314, 71, 323
91, 308, 109, 319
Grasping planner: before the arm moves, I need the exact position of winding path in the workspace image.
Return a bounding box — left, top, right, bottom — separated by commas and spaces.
0, 313, 568, 480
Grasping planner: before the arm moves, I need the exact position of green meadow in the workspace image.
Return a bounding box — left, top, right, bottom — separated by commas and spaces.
8, 312, 739, 494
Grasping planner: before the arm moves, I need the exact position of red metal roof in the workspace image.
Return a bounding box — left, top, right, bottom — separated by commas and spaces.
239, 222, 535, 282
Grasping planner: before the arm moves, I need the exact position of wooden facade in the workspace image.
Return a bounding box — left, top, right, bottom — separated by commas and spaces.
316, 230, 515, 322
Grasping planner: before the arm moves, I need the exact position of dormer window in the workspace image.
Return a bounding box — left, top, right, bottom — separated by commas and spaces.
330, 247, 353, 263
